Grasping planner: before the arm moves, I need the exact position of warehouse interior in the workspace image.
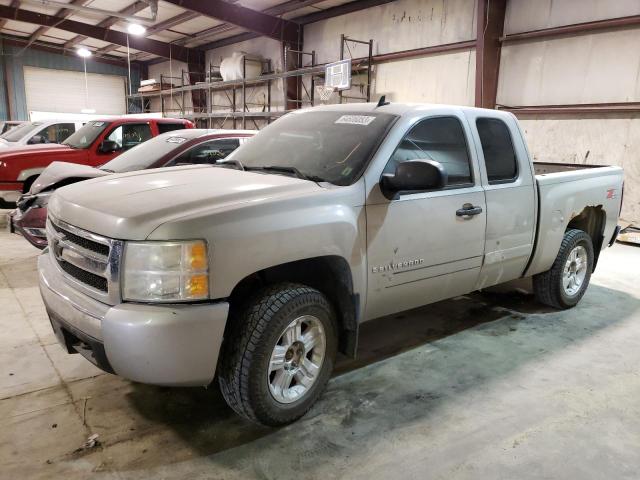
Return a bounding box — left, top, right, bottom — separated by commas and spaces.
1, 0, 639, 478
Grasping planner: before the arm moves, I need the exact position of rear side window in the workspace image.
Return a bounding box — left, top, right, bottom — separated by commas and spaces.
385, 116, 472, 186
169, 138, 241, 166
107, 123, 152, 151
476, 118, 518, 184
158, 122, 187, 134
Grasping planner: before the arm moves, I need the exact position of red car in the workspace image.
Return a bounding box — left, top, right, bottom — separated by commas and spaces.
0, 117, 193, 207
10, 128, 255, 248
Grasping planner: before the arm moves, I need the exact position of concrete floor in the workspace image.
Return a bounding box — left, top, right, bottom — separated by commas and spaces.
1, 230, 640, 480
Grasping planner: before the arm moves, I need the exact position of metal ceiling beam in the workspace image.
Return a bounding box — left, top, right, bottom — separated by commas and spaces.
0, 0, 20, 29
172, 0, 327, 48
64, 1, 149, 49
26, 0, 87, 48
201, 0, 397, 51
163, 0, 300, 45
94, 10, 198, 56
146, 10, 198, 33
0, 33, 134, 68
295, 0, 396, 25
501, 14, 640, 43
0, 4, 203, 62
497, 102, 640, 115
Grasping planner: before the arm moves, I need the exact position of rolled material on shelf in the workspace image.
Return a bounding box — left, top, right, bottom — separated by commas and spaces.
220, 52, 262, 81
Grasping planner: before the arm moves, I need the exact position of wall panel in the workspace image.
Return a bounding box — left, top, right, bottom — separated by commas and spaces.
497, 29, 640, 107
504, 0, 640, 35
304, 0, 477, 63
374, 50, 475, 105
519, 114, 640, 222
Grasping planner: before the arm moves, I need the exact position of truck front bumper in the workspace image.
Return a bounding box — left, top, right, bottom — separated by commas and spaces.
38, 252, 229, 387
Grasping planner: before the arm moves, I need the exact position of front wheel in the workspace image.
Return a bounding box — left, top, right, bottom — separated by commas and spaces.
533, 229, 594, 309
218, 283, 337, 426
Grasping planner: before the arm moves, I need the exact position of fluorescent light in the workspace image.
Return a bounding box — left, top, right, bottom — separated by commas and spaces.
127, 23, 146, 36
77, 47, 92, 58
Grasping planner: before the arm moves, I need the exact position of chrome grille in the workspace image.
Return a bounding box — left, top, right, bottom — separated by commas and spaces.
46, 216, 123, 305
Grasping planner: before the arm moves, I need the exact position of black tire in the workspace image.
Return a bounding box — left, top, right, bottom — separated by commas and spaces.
533, 229, 594, 309
218, 283, 338, 426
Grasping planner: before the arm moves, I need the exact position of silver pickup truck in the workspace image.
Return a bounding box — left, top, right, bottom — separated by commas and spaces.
38, 103, 623, 426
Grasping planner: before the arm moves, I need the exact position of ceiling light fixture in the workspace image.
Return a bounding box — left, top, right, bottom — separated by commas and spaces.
127, 23, 146, 36
77, 47, 92, 57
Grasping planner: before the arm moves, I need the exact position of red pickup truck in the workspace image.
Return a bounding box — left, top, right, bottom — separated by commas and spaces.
0, 117, 193, 206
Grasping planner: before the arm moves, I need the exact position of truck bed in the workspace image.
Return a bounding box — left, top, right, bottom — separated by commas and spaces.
533, 161, 612, 175
525, 162, 624, 278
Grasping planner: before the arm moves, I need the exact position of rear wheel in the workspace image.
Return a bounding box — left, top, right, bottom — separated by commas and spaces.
533, 229, 594, 309
218, 283, 337, 426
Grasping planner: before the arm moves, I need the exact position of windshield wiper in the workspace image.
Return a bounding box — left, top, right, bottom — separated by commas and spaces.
215, 159, 245, 171
246, 165, 324, 183
100, 168, 115, 173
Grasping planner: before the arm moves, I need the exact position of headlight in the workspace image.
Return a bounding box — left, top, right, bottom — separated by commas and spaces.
122, 240, 209, 302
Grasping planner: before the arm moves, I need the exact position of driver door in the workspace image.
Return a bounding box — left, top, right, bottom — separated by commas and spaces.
364, 115, 487, 320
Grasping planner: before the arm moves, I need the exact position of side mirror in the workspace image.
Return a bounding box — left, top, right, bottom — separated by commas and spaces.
99, 140, 121, 154
28, 135, 46, 144
380, 159, 447, 199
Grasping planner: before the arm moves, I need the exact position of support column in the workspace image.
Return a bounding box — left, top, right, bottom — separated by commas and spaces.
475, 0, 507, 108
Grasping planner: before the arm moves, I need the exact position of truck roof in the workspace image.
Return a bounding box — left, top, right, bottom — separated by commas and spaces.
302, 102, 515, 120
87, 117, 192, 123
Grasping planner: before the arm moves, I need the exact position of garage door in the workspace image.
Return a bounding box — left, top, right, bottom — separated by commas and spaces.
23, 66, 126, 115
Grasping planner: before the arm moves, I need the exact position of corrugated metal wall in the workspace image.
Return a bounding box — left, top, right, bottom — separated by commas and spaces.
0, 42, 139, 121
198, 0, 637, 222
499, 0, 640, 223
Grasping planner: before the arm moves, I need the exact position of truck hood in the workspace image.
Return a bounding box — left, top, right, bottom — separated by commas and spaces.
0, 142, 72, 157
49, 165, 323, 240
30, 161, 109, 194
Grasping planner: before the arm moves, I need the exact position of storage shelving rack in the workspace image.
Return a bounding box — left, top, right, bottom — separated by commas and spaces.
126, 36, 374, 130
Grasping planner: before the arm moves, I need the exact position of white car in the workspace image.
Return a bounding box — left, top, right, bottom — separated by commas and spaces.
0, 121, 26, 135
0, 120, 82, 149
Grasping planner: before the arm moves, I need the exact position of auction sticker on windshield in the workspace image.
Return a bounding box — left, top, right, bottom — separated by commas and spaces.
167, 137, 187, 143
335, 115, 376, 126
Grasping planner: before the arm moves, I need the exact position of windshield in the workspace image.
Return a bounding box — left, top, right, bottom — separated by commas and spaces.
100, 133, 191, 173
228, 110, 397, 185
0, 122, 41, 142
63, 121, 110, 149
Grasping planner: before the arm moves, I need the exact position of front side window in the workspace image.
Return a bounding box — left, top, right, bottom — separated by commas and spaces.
384, 116, 473, 187
170, 138, 241, 166
106, 123, 152, 151
476, 118, 518, 184
35, 123, 76, 143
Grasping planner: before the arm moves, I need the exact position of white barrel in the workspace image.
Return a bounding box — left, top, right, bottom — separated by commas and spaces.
220, 52, 262, 81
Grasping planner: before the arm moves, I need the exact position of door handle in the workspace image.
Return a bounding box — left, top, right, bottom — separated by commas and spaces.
456, 204, 483, 217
